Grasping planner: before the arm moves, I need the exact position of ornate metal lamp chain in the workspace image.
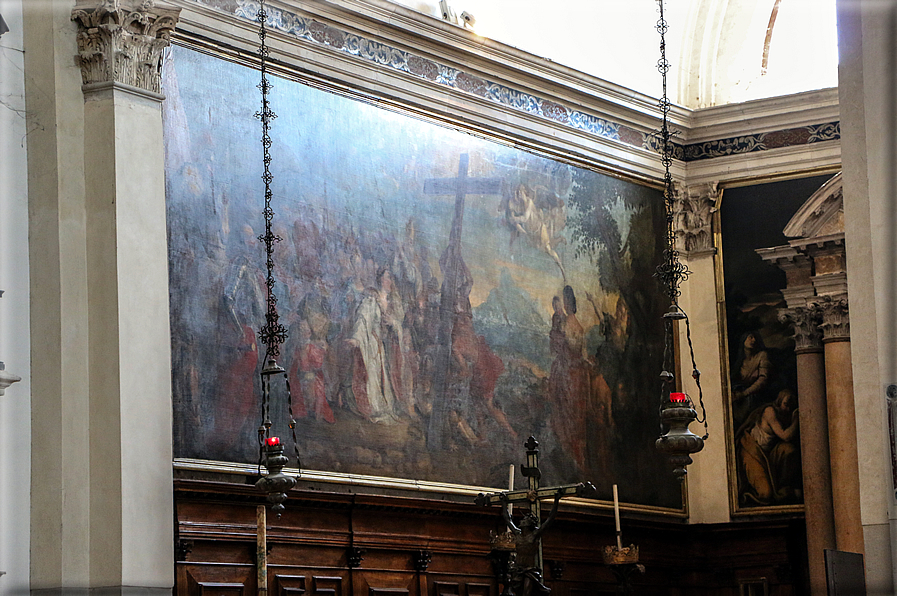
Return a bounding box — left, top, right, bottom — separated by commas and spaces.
254, 1, 302, 473
654, 0, 690, 305
256, 0, 287, 359
654, 0, 707, 441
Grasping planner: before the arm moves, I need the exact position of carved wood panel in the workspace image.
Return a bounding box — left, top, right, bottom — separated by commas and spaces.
429, 577, 496, 596
190, 582, 246, 596
183, 566, 253, 596
368, 588, 411, 596
431, 581, 458, 596
353, 570, 417, 596
175, 480, 810, 596
465, 582, 492, 596
313, 575, 346, 596
273, 574, 306, 595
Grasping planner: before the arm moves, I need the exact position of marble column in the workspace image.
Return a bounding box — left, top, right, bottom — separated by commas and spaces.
780, 306, 835, 595
818, 297, 865, 556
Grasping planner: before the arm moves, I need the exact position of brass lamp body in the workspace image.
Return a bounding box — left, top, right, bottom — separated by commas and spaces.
655, 405, 704, 477
256, 442, 297, 515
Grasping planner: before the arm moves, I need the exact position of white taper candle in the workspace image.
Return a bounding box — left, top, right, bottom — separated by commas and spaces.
613, 484, 623, 550
507, 464, 514, 530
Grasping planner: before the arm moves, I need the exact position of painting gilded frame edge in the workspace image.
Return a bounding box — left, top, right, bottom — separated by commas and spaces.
173, 458, 689, 518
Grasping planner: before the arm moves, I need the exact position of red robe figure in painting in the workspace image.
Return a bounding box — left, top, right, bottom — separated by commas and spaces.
291, 320, 335, 423
549, 286, 588, 471
214, 324, 259, 452
446, 257, 481, 444
470, 334, 516, 439
213, 224, 265, 456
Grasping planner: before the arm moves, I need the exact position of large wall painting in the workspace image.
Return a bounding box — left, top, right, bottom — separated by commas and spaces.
718, 175, 832, 514
163, 45, 680, 510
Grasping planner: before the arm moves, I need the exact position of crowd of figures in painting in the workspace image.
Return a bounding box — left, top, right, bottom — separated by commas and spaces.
164, 47, 679, 508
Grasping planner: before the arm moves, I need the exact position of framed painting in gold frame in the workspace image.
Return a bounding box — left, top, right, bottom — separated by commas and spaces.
164, 43, 686, 515
715, 173, 836, 516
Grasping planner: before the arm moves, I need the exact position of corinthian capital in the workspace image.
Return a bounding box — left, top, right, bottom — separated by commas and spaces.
672, 181, 718, 256
72, 0, 181, 95
779, 307, 823, 353
816, 296, 850, 343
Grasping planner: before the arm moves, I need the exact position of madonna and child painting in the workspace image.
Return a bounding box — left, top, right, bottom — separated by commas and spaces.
163, 46, 682, 510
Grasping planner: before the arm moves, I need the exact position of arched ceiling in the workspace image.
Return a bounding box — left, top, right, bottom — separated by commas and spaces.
388, 0, 838, 108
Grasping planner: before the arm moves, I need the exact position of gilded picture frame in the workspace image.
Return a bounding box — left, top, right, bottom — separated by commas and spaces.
715, 174, 836, 516
164, 42, 687, 515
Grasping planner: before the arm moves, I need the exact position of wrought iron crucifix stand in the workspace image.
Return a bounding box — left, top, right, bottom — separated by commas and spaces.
476, 436, 594, 571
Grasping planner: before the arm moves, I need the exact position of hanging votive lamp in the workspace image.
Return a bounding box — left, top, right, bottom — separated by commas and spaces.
252, 0, 301, 514
652, 0, 708, 478
256, 434, 296, 515
656, 393, 704, 478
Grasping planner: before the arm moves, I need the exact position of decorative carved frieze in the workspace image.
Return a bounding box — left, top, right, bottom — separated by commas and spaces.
778, 307, 823, 354
672, 182, 718, 256
816, 297, 850, 343
71, 0, 181, 95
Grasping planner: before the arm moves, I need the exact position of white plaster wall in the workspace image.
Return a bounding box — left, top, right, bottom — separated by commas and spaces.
0, 0, 32, 591
678, 254, 731, 524
386, 0, 688, 99
388, 0, 837, 109
836, 0, 897, 591
22, 0, 91, 587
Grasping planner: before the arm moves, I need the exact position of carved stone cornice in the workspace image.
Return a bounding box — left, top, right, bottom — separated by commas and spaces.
672, 181, 718, 256
816, 296, 850, 343
779, 307, 823, 354
71, 0, 181, 95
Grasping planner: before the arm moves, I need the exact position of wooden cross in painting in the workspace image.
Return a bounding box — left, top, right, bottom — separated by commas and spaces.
423, 153, 502, 450
476, 436, 595, 571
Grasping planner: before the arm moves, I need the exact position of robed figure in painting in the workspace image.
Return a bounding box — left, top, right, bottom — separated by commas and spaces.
345, 268, 400, 424
212, 224, 264, 452
736, 388, 801, 505
549, 286, 589, 471
731, 331, 771, 426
